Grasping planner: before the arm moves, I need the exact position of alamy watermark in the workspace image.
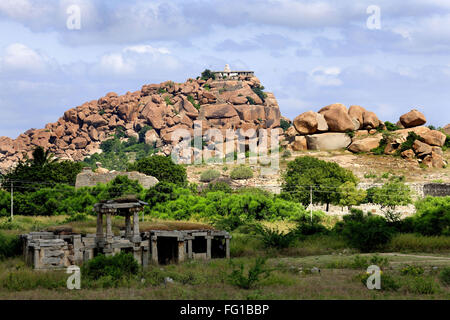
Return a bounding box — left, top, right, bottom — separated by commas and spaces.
366, 5, 381, 30
66, 265, 81, 290
366, 265, 381, 290
66, 5, 81, 30
169, 121, 280, 176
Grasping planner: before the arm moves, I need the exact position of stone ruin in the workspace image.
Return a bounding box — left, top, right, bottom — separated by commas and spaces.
21, 196, 231, 270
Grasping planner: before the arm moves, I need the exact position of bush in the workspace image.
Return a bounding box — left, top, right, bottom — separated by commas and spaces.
384, 121, 400, 131
0, 232, 22, 260
200, 169, 221, 182
201, 69, 215, 81
406, 277, 439, 294
204, 181, 232, 194
252, 86, 267, 102
255, 224, 296, 249
230, 165, 253, 180
358, 272, 400, 291
439, 267, 450, 286
398, 132, 424, 154
400, 265, 424, 276
339, 211, 395, 252
128, 155, 187, 186
81, 252, 139, 283
228, 258, 271, 289
280, 119, 291, 132
413, 196, 450, 236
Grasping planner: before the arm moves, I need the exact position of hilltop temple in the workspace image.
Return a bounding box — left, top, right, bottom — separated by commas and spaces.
212, 64, 255, 80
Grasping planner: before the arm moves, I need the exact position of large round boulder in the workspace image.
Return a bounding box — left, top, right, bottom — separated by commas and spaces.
293, 111, 328, 135
318, 103, 354, 132
399, 109, 426, 128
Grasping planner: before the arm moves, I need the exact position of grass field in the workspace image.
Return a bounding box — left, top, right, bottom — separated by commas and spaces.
0, 215, 449, 300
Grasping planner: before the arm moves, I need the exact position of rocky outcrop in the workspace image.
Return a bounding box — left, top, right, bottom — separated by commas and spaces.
293, 111, 327, 135
75, 167, 159, 189
0, 74, 281, 172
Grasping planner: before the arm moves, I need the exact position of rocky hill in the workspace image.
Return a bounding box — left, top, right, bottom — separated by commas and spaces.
0, 74, 281, 172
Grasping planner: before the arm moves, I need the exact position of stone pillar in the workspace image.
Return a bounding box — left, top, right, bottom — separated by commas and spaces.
105, 213, 113, 241
132, 210, 141, 242
177, 240, 185, 263
187, 239, 193, 259
151, 236, 158, 264
206, 236, 212, 260
125, 213, 131, 239
142, 248, 149, 268
33, 248, 40, 269
96, 212, 104, 244
226, 238, 230, 259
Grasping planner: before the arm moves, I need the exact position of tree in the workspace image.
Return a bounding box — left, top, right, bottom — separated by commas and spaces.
201, 69, 215, 81
281, 156, 358, 211
2, 147, 83, 188
128, 155, 187, 186
371, 181, 412, 221
338, 182, 367, 209
98, 175, 144, 201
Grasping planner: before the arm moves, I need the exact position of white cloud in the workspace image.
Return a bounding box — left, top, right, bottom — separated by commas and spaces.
309, 66, 342, 86
0, 43, 51, 73
124, 45, 171, 55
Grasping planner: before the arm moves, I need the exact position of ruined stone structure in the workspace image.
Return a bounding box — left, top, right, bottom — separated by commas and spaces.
21, 197, 231, 269
75, 167, 159, 189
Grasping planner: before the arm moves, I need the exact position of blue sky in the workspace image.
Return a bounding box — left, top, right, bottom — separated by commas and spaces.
0, 0, 449, 138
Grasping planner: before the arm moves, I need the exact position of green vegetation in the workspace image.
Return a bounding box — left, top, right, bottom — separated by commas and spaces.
439, 267, 450, 285
230, 165, 253, 180
280, 119, 291, 132
81, 253, 139, 285
83, 134, 157, 171
199, 169, 221, 182
0, 232, 21, 260
228, 258, 271, 289
251, 86, 267, 103
398, 132, 424, 154
384, 121, 400, 131
2, 146, 83, 187
246, 96, 256, 105
128, 155, 187, 186
200, 69, 215, 81
281, 156, 358, 211
187, 95, 201, 110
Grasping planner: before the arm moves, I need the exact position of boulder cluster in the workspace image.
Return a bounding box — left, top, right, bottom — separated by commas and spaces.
0, 75, 281, 172
282, 103, 383, 152
284, 106, 447, 168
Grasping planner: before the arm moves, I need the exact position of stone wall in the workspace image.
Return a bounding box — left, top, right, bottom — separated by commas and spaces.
423, 183, 450, 197
75, 168, 159, 189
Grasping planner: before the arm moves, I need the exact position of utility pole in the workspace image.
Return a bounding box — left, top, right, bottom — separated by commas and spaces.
10, 181, 13, 221
310, 186, 313, 223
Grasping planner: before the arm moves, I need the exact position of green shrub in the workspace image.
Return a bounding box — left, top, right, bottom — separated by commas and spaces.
81, 252, 139, 283
212, 215, 249, 232
200, 169, 221, 182
0, 232, 22, 260
439, 267, 450, 285
340, 212, 394, 252
201, 69, 215, 81
358, 272, 400, 291
228, 258, 272, 289
230, 165, 253, 180
406, 277, 439, 294
280, 119, 291, 132
128, 155, 187, 186
246, 96, 256, 105
413, 196, 450, 236
252, 86, 267, 102
63, 212, 89, 223
384, 121, 400, 131
400, 265, 424, 276
255, 225, 296, 249
204, 181, 232, 194
398, 132, 424, 154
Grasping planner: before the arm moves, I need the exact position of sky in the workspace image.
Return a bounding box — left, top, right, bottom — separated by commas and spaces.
0, 0, 449, 138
